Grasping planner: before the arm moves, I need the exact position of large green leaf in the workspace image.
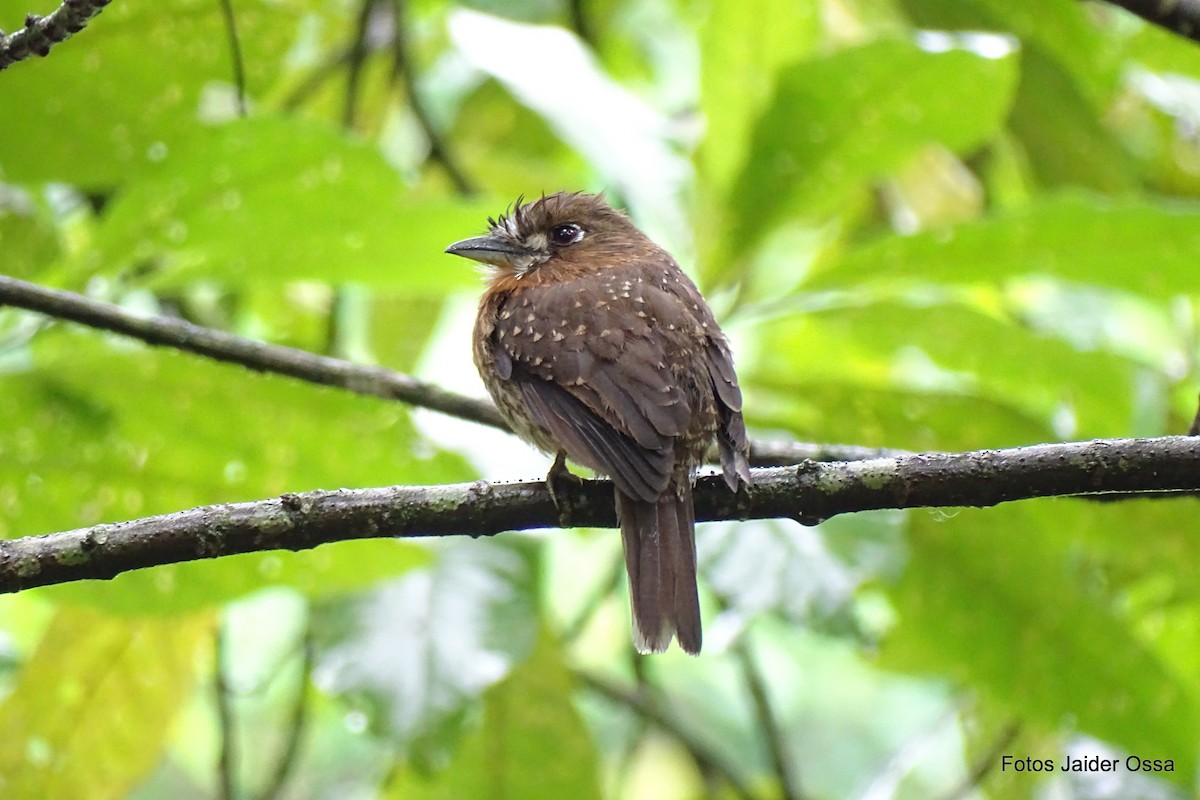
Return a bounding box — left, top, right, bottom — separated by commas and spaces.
899, 0, 1119, 105
41, 540, 432, 615
86, 116, 500, 289
0, 0, 330, 187
799, 301, 1140, 438
316, 537, 540, 764
384, 630, 601, 800
1, 326, 461, 609
0, 185, 60, 279
806, 193, 1200, 300
0, 606, 210, 799
1007, 49, 1138, 192
695, 0, 819, 198
0, 329, 472, 537
882, 504, 1199, 781
723, 38, 1018, 254
742, 305, 1121, 450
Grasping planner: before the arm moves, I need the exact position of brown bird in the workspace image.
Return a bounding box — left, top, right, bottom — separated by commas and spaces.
446, 192, 750, 654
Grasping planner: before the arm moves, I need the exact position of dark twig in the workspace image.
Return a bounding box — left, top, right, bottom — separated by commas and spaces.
217, 0, 248, 116
215, 623, 239, 800
256, 627, 314, 800
343, 0, 379, 129
0, 275, 507, 430
0, 275, 904, 468
559, 555, 624, 645
3, 436, 1200, 593
280, 44, 356, 110
7, 275, 1200, 493
566, 0, 595, 49
936, 722, 1021, 800
1098, 0, 1200, 45
390, 0, 476, 195
0, 0, 111, 70
577, 670, 758, 800
735, 638, 804, 800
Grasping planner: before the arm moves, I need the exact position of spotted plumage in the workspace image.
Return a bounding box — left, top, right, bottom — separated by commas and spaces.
447, 192, 750, 654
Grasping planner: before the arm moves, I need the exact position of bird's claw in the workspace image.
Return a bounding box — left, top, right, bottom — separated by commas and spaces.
546, 452, 583, 525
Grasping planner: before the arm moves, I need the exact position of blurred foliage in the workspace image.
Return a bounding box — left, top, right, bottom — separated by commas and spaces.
2, 0, 1200, 798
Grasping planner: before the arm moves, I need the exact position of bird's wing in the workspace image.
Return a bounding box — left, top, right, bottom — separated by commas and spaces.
489, 274, 696, 502
704, 336, 751, 490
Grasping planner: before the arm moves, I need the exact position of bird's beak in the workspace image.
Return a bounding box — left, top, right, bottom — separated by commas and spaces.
445, 235, 528, 267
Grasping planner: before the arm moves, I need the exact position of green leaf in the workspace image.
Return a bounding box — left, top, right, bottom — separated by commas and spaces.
724, 38, 1018, 253
384, 630, 601, 800
316, 538, 540, 761
695, 0, 820, 198
87, 116, 500, 290
0, 185, 61, 279
40, 540, 432, 615
800, 301, 1139, 438
0, 328, 472, 535
806, 193, 1200, 300
1007, 49, 1137, 192
1123, 17, 1200, 81
743, 309, 1063, 450
882, 504, 1199, 780
0, 606, 210, 800
0, 0, 325, 187
898, 0, 1119, 105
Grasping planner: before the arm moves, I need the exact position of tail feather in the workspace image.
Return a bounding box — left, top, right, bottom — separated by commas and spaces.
616, 484, 702, 655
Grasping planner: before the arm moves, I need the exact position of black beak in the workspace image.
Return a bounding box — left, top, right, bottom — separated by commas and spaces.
445, 235, 528, 267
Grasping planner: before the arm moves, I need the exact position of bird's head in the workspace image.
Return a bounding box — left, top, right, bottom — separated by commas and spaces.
445, 192, 653, 282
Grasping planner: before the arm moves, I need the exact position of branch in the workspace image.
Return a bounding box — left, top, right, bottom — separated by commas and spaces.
1, 276, 903, 470
577, 670, 758, 800
0, 275, 508, 430
2, 436, 1199, 593
390, 0, 477, 195
218, 0, 248, 117
215, 622, 239, 800
1097, 0, 1200, 44
937, 722, 1021, 800
0, 276, 894, 468
256, 628, 313, 800
0, 0, 111, 70
735, 639, 806, 800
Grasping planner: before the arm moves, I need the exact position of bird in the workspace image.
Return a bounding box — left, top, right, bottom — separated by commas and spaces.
446, 192, 750, 655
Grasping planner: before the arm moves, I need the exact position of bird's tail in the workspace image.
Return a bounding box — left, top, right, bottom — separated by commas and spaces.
616, 484, 702, 655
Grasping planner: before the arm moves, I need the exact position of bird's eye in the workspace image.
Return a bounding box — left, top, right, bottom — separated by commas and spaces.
550, 224, 584, 246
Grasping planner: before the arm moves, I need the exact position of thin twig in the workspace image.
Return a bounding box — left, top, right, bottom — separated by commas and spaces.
936, 722, 1021, 800
3, 436, 1200, 593
280, 44, 356, 110
343, 0, 379, 129
215, 622, 239, 800
735, 638, 804, 800
577, 670, 759, 800
566, 0, 595, 48
256, 627, 314, 800
0, 0, 112, 70
218, 0, 248, 116
559, 556, 624, 645
0, 275, 507, 430
390, 0, 476, 195
0, 275, 907, 468
7, 275, 1200, 497
1098, 0, 1200, 44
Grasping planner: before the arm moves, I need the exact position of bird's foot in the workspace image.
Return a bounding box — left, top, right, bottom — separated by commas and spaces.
546, 452, 583, 526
